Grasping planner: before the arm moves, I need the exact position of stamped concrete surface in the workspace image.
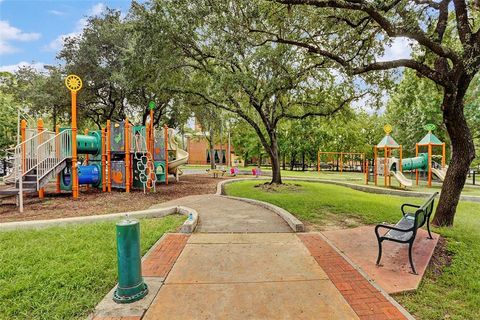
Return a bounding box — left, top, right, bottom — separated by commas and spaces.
150, 194, 292, 233
322, 225, 439, 294
143, 233, 358, 320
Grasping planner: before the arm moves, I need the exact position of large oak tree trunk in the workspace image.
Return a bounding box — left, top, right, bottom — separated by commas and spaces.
432, 82, 475, 226
263, 132, 282, 184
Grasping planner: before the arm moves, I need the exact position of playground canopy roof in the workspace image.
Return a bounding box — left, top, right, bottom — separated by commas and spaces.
417, 132, 443, 146
376, 135, 399, 148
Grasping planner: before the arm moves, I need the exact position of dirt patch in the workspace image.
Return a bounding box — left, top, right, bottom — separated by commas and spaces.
426, 236, 453, 280
254, 182, 303, 193
0, 175, 232, 223
304, 211, 364, 232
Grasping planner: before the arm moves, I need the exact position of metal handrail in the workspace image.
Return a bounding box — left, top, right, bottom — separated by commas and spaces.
36, 130, 72, 185
12, 130, 55, 179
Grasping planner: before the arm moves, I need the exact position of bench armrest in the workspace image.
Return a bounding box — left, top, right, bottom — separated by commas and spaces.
401, 204, 420, 216
375, 223, 412, 239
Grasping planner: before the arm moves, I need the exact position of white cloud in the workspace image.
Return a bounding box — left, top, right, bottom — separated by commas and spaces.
379, 37, 412, 62
0, 20, 41, 55
0, 61, 45, 73
89, 3, 106, 16
48, 10, 66, 16
44, 2, 106, 52
0, 20, 41, 41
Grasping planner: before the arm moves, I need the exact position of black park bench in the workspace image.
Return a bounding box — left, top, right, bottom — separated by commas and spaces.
374, 192, 438, 274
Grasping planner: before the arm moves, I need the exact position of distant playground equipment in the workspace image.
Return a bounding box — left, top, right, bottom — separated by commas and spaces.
317, 151, 366, 173
366, 124, 446, 188
1, 75, 188, 212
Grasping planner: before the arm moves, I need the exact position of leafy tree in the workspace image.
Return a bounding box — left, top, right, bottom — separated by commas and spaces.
264, 0, 480, 226
0, 72, 18, 157
137, 0, 361, 184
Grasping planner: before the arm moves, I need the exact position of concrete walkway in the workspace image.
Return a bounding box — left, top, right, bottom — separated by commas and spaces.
143, 234, 358, 320
150, 194, 292, 233
92, 191, 412, 320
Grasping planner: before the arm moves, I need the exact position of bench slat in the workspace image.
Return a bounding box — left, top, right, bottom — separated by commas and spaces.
384, 215, 414, 241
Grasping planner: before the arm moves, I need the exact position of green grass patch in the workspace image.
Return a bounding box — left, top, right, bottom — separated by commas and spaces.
0, 215, 184, 320
226, 180, 480, 320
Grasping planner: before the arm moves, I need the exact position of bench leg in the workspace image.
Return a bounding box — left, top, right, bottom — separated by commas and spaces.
426, 217, 433, 239
408, 242, 417, 274
376, 239, 383, 266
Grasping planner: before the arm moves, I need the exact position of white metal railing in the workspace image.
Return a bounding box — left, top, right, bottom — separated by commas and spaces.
36, 130, 72, 186
12, 130, 55, 179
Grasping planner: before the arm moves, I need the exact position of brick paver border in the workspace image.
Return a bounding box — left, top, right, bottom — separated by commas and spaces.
142, 233, 189, 277
298, 233, 409, 320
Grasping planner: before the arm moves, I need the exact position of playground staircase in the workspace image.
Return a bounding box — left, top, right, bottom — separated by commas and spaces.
0, 130, 71, 209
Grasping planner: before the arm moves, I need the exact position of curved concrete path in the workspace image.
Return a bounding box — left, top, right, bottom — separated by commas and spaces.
92, 183, 413, 320
150, 194, 292, 233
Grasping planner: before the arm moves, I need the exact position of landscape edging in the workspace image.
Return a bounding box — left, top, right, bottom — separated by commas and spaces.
0, 206, 198, 233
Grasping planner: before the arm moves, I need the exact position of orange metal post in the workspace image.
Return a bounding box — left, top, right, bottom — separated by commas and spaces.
374, 147, 378, 186
21, 119, 27, 172
56, 125, 61, 193
317, 151, 320, 172
125, 119, 130, 193
84, 129, 89, 191
101, 127, 106, 192
340, 152, 343, 174
384, 147, 388, 187
37, 119, 45, 198
164, 125, 169, 185
442, 143, 446, 168
415, 144, 419, 186
365, 158, 369, 184
71, 91, 79, 198
107, 120, 112, 192
428, 143, 432, 188
150, 109, 155, 153
399, 145, 403, 173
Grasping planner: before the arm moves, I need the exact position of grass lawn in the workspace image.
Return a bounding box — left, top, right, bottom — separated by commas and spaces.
0, 215, 184, 320
226, 180, 480, 320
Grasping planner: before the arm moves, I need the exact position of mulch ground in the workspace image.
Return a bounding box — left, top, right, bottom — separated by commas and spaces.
0, 175, 232, 223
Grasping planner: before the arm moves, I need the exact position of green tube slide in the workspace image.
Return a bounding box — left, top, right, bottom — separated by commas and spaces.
401, 153, 429, 171
77, 131, 101, 156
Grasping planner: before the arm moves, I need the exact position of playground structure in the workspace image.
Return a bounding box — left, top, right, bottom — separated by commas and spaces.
0, 75, 188, 212
367, 124, 447, 188
317, 151, 365, 173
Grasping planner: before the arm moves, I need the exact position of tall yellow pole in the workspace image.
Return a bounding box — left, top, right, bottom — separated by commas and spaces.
65, 75, 82, 199
71, 90, 78, 198
37, 119, 45, 198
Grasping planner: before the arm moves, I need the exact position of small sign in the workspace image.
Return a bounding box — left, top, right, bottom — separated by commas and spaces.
148, 101, 156, 110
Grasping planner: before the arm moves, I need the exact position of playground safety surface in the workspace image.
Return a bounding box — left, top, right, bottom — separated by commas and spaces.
0, 175, 231, 223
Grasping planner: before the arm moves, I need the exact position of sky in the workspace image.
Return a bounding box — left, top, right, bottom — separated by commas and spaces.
0, 0, 135, 72
0, 0, 413, 83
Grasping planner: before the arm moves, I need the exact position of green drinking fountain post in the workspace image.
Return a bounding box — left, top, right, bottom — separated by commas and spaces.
113, 218, 148, 303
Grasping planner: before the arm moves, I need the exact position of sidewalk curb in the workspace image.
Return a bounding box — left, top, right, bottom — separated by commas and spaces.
0, 206, 198, 233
